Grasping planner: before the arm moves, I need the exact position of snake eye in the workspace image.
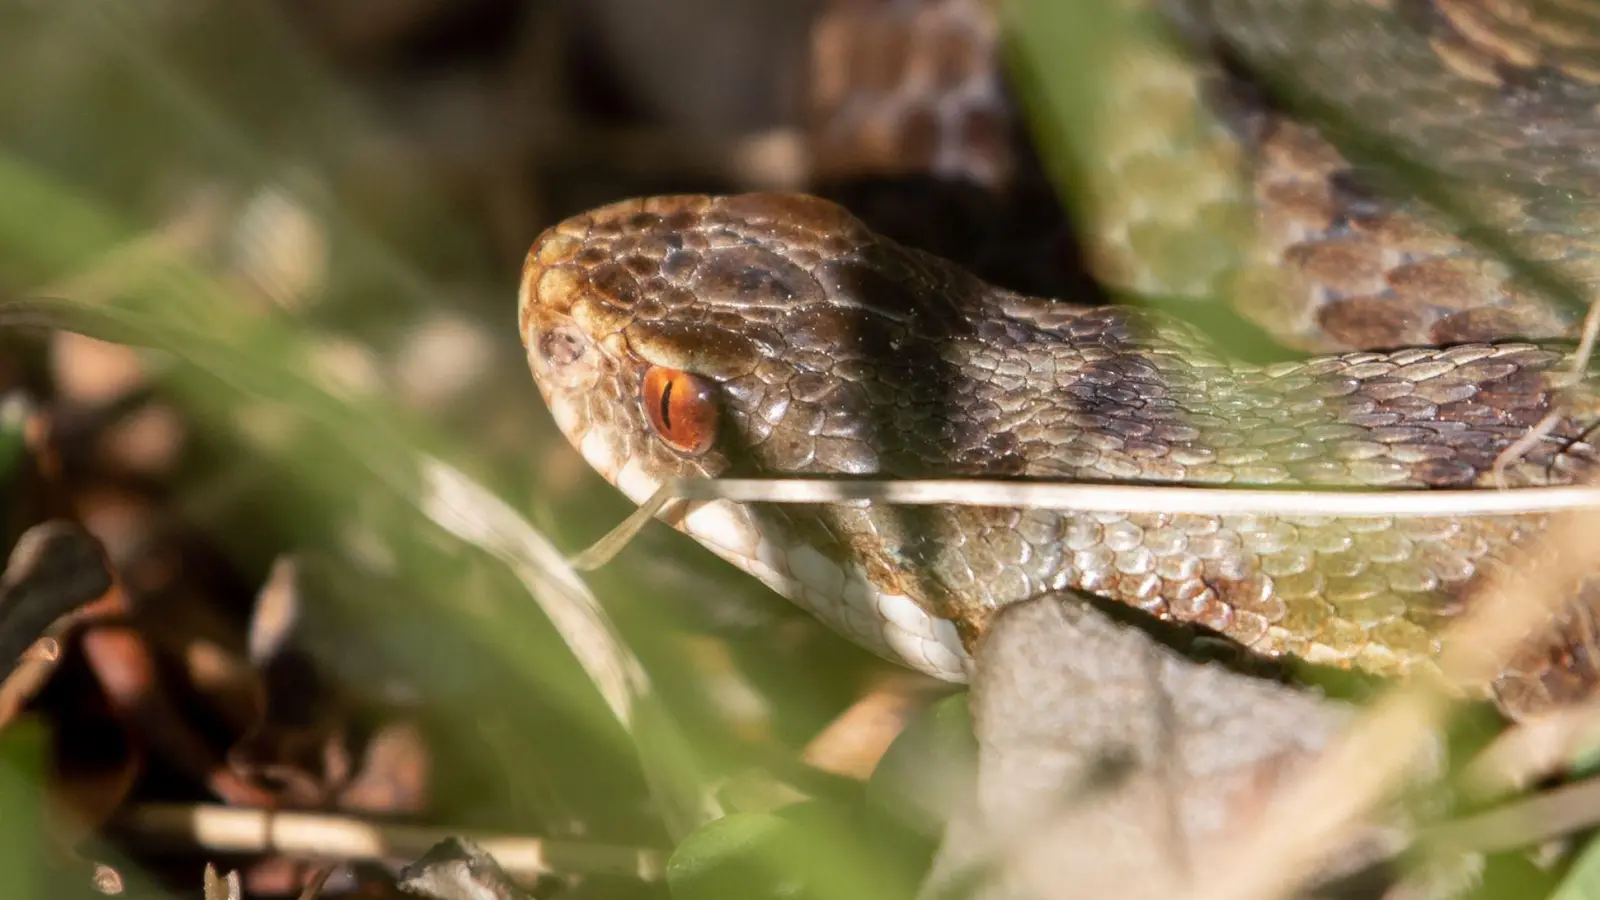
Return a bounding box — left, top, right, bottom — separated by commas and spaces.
641, 366, 718, 456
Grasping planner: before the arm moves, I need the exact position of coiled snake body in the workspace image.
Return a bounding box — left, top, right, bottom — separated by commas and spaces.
520, 0, 1600, 719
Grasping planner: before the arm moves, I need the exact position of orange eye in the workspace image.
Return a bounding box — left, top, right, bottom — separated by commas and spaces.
641, 366, 718, 456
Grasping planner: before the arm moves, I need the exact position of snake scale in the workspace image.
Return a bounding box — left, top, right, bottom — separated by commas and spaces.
519, 0, 1600, 720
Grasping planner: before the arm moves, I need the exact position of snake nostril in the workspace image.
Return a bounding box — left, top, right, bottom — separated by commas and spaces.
538, 324, 590, 370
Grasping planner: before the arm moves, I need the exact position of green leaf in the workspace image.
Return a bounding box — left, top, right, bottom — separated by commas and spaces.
0, 718, 45, 898
667, 812, 804, 900
867, 692, 975, 837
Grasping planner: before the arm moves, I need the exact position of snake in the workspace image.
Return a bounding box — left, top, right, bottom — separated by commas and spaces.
517, 0, 1600, 721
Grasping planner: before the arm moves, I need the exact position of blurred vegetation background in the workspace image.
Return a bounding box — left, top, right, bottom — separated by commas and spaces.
0, 1, 961, 896
12, 1, 1585, 897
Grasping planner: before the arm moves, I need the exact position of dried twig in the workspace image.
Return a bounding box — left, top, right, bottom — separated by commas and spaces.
113, 804, 665, 883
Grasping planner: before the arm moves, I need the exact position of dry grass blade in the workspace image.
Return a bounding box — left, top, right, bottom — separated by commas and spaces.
576, 477, 1600, 570
1465, 702, 1600, 799
418, 461, 724, 835
570, 484, 680, 571
418, 460, 647, 732
1424, 776, 1600, 857
656, 476, 1600, 516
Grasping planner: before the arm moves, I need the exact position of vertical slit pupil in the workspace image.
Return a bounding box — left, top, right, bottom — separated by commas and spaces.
660, 378, 675, 431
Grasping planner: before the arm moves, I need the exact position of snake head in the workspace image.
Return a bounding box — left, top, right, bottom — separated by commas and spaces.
519, 192, 994, 503
519, 192, 991, 677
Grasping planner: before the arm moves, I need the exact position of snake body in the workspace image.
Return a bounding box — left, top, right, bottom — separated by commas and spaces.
519, 0, 1600, 719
